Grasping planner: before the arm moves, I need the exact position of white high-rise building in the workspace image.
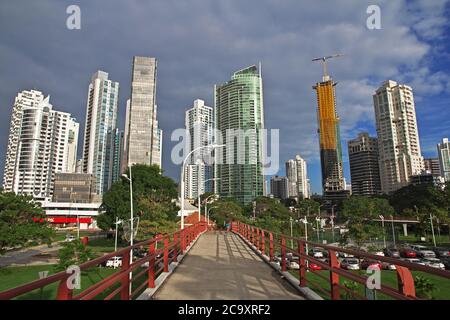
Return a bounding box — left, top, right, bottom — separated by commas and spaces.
82, 71, 119, 195
2, 89, 79, 199
437, 138, 450, 182
373, 80, 424, 193
285, 155, 309, 200
183, 99, 214, 199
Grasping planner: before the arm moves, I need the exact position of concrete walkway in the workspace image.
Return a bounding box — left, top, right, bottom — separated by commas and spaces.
153, 231, 303, 300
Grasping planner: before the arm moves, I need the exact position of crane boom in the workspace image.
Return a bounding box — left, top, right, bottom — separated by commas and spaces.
312, 54, 344, 80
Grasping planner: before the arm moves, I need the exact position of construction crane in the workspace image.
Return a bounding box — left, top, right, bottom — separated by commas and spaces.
312, 54, 344, 80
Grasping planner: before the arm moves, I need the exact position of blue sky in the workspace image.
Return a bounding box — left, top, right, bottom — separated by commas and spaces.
0, 0, 449, 194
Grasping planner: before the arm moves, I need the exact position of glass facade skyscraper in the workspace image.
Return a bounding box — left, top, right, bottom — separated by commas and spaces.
82, 71, 119, 195
215, 65, 265, 205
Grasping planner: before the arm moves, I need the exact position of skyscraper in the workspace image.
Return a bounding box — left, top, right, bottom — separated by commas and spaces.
2, 89, 79, 199
183, 99, 214, 199
437, 138, 450, 181
347, 132, 381, 196
374, 80, 424, 193
82, 71, 119, 195
423, 158, 441, 177
313, 62, 346, 199
112, 128, 124, 184
270, 176, 289, 200
285, 155, 309, 200
215, 65, 265, 205
126, 56, 161, 168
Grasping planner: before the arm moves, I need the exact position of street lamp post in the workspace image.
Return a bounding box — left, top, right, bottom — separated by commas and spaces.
289, 216, 294, 248
430, 213, 437, 247
390, 215, 396, 247
301, 216, 309, 268
331, 205, 336, 243
200, 178, 221, 222
180, 144, 224, 230
379, 215, 386, 249
122, 166, 134, 297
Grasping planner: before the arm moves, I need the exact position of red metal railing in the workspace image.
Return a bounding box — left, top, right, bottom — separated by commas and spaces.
0, 222, 207, 300
232, 221, 450, 300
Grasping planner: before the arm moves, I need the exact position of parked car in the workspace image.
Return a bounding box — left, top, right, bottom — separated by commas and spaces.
65, 234, 76, 242
337, 252, 354, 258
360, 259, 382, 270
308, 263, 322, 271
106, 256, 122, 268
442, 257, 450, 270
422, 258, 445, 270
340, 258, 360, 270
288, 261, 300, 270
309, 248, 324, 258
400, 258, 425, 266
383, 247, 400, 258
433, 247, 450, 259
381, 261, 397, 270
400, 247, 417, 258
410, 245, 436, 258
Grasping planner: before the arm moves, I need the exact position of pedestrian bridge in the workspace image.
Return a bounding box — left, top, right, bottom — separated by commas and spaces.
1, 221, 449, 300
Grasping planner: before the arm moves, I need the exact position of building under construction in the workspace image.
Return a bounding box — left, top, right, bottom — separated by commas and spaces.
312, 55, 349, 201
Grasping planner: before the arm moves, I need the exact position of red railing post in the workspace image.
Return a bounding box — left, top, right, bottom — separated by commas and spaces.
396, 266, 416, 298
56, 277, 73, 300
261, 230, 265, 255
180, 229, 186, 254
173, 232, 179, 261
298, 240, 306, 287
148, 241, 155, 288
256, 228, 260, 250
164, 235, 169, 272
281, 236, 287, 272
328, 249, 340, 300
269, 232, 274, 260
120, 250, 131, 300
247, 225, 251, 241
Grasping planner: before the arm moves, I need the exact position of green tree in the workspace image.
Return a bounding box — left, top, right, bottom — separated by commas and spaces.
54, 239, 94, 272
98, 164, 179, 239
0, 191, 54, 254
390, 184, 449, 238
209, 198, 246, 228
296, 198, 321, 217
340, 196, 394, 248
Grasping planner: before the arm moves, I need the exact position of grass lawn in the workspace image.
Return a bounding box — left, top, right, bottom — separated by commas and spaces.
0, 264, 124, 300
290, 269, 450, 300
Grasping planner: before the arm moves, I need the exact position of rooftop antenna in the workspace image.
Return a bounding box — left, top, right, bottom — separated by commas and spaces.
312, 54, 344, 81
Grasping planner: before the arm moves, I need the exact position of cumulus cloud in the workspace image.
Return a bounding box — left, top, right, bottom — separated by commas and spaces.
0, 0, 448, 193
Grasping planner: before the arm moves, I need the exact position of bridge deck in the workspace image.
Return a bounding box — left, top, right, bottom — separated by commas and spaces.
153, 231, 303, 300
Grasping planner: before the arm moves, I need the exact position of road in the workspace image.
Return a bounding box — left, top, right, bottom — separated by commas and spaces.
153, 231, 304, 300
0, 243, 62, 267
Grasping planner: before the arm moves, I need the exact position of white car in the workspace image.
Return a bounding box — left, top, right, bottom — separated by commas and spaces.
65, 235, 76, 242
288, 261, 300, 270
106, 256, 122, 268
310, 248, 324, 258
422, 258, 445, 270
400, 258, 426, 266
410, 245, 436, 258
340, 258, 360, 270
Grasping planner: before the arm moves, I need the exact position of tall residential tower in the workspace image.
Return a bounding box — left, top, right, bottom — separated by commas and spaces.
82, 71, 119, 195
285, 155, 310, 200
437, 138, 450, 181
373, 80, 424, 193
2, 90, 79, 199
215, 65, 265, 205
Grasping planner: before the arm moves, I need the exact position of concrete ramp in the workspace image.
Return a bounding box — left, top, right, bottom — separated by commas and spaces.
153, 231, 303, 300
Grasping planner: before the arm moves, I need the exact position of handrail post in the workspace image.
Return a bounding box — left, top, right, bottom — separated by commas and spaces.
269, 233, 274, 260
56, 276, 73, 300
120, 250, 131, 300
281, 236, 287, 272
261, 230, 265, 255
164, 235, 169, 272
247, 225, 250, 241
396, 266, 416, 298
328, 249, 340, 300
148, 241, 155, 288
173, 232, 179, 261
298, 240, 306, 287
256, 228, 260, 250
